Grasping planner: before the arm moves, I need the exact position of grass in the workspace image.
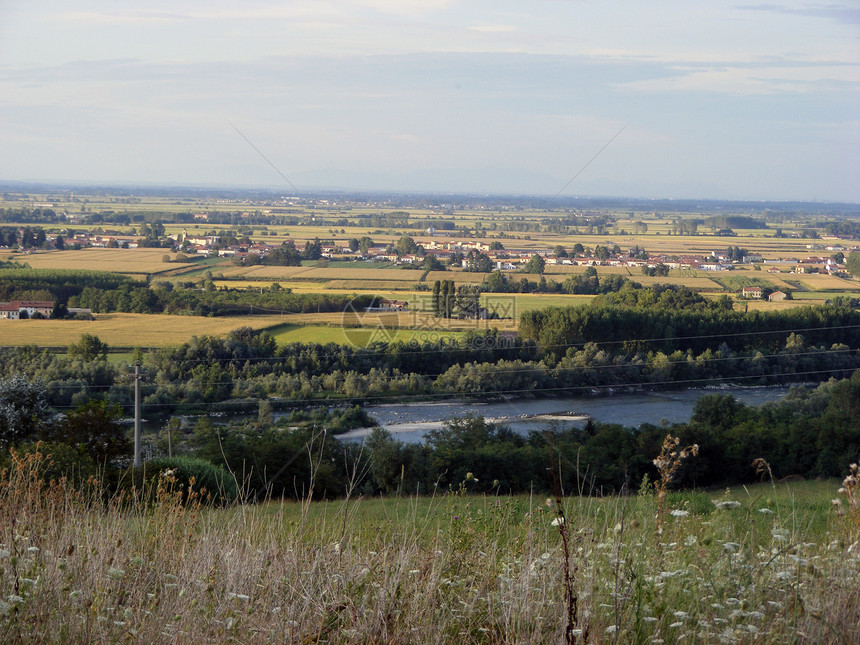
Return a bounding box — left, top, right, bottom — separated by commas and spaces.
268, 324, 468, 347
2, 449, 858, 644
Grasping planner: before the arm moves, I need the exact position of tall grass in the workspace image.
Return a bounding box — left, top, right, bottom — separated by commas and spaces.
1, 448, 858, 643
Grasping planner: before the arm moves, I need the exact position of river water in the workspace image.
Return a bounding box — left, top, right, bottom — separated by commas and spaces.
338, 386, 794, 444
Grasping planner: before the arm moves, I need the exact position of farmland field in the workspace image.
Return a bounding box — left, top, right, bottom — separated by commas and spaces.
9, 248, 194, 276
0, 313, 289, 347
791, 273, 859, 290
268, 323, 468, 346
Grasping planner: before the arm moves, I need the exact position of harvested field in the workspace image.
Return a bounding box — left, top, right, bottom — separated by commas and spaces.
10, 249, 193, 275
791, 273, 860, 290
631, 276, 722, 289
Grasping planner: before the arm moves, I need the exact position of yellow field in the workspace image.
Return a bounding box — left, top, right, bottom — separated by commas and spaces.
10, 249, 193, 275
543, 265, 633, 275
424, 271, 486, 285
791, 273, 859, 290
219, 265, 419, 281
741, 299, 827, 312
630, 276, 722, 289
0, 313, 289, 347
217, 266, 315, 280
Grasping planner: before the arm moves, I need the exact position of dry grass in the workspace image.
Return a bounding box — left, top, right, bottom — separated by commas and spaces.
1, 450, 858, 643
630, 276, 723, 289
791, 274, 859, 291
741, 299, 830, 312
0, 314, 288, 347
10, 249, 193, 275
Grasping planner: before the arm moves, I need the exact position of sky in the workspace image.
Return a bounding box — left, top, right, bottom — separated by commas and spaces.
1, 1, 859, 201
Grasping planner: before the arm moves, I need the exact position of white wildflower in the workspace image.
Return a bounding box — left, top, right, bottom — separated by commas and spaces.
758, 508, 773, 514
713, 500, 742, 509
670, 509, 690, 517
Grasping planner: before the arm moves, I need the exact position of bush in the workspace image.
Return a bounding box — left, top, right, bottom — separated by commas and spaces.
1, 441, 99, 487
117, 456, 238, 505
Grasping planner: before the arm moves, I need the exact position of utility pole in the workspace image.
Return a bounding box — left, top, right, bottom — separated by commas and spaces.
134, 361, 142, 467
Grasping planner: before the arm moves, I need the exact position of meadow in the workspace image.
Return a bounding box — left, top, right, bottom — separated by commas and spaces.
1, 449, 857, 644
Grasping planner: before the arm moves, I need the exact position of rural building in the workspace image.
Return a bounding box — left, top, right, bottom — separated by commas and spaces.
0, 303, 20, 319
0, 300, 54, 318
741, 287, 762, 299
768, 291, 787, 302
366, 299, 408, 312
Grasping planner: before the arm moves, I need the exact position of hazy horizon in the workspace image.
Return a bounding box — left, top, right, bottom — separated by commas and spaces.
2, 1, 859, 202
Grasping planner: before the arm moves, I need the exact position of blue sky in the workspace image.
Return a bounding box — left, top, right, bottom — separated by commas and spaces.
1, 1, 858, 201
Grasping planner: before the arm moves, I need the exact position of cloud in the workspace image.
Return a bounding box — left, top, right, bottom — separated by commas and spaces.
354, 0, 459, 17
614, 61, 860, 95
736, 3, 860, 25
468, 25, 517, 33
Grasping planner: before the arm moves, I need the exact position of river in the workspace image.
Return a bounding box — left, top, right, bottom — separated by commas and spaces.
337, 385, 795, 443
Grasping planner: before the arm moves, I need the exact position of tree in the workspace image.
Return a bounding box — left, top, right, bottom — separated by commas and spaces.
0, 375, 51, 446
462, 250, 493, 272
348, 238, 359, 252
395, 235, 421, 256
358, 236, 374, 254
523, 254, 545, 274
423, 254, 444, 271
48, 399, 130, 464
455, 284, 481, 319
302, 238, 323, 260
68, 333, 109, 361
847, 251, 860, 278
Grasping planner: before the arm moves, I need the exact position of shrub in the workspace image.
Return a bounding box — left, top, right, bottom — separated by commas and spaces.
116, 456, 238, 505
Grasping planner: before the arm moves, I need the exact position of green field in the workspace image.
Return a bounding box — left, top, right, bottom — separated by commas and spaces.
267, 323, 468, 346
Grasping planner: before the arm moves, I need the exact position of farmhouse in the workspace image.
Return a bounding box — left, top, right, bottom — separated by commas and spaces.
768, 291, 787, 302
741, 287, 762, 299
0, 300, 54, 318
366, 299, 408, 312
0, 303, 20, 319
